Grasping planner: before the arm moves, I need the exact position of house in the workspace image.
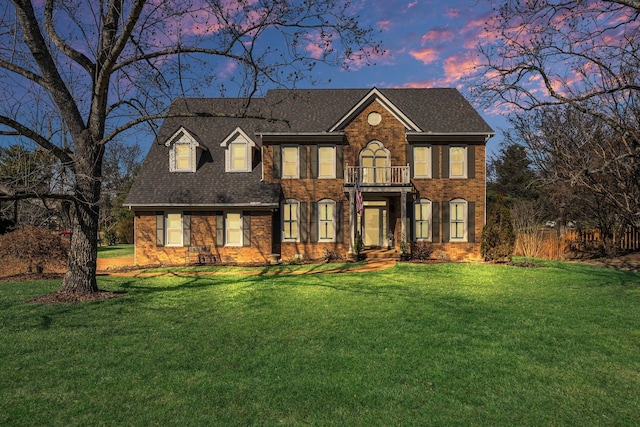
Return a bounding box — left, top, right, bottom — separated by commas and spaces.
124, 88, 494, 265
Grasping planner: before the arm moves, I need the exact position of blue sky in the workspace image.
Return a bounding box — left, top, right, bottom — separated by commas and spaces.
289, 0, 507, 155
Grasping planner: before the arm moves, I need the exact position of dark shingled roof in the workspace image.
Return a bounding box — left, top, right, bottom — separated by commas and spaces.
125, 88, 493, 208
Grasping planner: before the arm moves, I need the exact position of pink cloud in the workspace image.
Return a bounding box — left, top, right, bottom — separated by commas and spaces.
420, 29, 455, 45
408, 1, 419, 8
378, 19, 392, 32
409, 48, 439, 64
446, 8, 461, 18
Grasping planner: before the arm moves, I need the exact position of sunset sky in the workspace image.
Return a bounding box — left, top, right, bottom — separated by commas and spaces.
293, 0, 507, 153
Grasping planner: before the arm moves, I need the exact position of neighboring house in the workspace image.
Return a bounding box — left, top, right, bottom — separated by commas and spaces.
124, 88, 494, 265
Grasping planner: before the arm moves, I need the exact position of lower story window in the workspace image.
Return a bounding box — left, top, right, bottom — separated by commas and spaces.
166, 212, 183, 246
415, 200, 431, 240
319, 200, 335, 241
226, 212, 242, 246
283, 200, 298, 241
450, 199, 467, 241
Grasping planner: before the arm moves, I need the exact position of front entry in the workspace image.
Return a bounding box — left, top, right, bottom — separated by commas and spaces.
362, 201, 387, 247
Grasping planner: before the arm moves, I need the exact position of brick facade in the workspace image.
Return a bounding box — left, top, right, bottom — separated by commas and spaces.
128, 88, 492, 265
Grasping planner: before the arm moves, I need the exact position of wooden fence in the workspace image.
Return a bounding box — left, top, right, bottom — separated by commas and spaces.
515, 226, 640, 260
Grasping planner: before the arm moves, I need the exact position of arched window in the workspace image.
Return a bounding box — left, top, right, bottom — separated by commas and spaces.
360, 140, 389, 183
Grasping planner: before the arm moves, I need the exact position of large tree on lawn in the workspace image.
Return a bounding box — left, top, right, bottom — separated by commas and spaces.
0, 0, 380, 293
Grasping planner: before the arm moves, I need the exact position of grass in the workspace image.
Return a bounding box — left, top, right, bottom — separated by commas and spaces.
1, 260, 639, 425
97, 244, 133, 258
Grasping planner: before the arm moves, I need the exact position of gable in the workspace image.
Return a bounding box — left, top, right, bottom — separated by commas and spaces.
328, 88, 422, 133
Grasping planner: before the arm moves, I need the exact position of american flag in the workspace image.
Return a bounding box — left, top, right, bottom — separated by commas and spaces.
355, 180, 363, 217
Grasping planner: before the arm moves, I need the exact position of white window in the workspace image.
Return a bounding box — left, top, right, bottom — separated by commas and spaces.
318, 199, 335, 241
414, 199, 431, 241
283, 200, 299, 241
229, 142, 248, 171
225, 212, 242, 246
221, 128, 256, 172
318, 146, 336, 178
175, 144, 191, 171
282, 146, 299, 178
166, 127, 199, 173
166, 212, 183, 246
414, 146, 431, 178
450, 146, 467, 178
450, 199, 467, 241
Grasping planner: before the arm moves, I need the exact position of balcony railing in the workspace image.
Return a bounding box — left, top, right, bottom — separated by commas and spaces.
345, 165, 410, 185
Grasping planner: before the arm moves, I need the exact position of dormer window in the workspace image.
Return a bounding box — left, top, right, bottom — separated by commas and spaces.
165, 127, 200, 173
221, 128, 256, 172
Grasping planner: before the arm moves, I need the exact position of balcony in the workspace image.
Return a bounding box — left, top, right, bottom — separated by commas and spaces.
345, 165, 410, 186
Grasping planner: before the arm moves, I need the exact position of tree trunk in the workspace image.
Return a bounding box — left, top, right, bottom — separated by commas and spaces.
59, 141, 104, 294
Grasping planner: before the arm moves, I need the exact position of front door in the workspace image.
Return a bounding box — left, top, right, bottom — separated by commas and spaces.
362, 201, 387, 247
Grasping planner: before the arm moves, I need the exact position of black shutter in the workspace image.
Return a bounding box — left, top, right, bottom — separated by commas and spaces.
310, 202, 318, 243
243, 211, 251, 247
336, 202, 344, 242
273, 146, 281, 178
442, 146, 450, 178
442, 201, 450, 242
299, 146, 307, 179
183, 212, 191, 247
408, 197, 415, 242
336, 146, 344, 179
215, 212, 224, 247
299, 202, 308, 242
432, 202, 440, 243
432, 146, 440, 179
156, 212, 164, 246
467, 145, 475, 179
467, 202, 475, 243
406, 145, 414, 178
310, 146, 318, 178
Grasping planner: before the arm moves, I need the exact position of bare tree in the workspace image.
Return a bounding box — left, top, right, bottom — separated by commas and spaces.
474, 0, 640, 232
0, 0, 381, 293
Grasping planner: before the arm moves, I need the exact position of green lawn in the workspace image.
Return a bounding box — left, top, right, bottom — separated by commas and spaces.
97, 244, 133, 258
1, 261, 639, 426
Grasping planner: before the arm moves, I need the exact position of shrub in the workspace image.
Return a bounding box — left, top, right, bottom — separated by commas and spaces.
411, 242, 435, 260
0, 225, 69, 274
481, 198, 516, 262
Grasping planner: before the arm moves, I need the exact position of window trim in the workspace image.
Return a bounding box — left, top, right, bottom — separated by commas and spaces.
414, 199, 432, 241
318, 146, 336, 179
282, 199, 299, 242
228, 141, 249, 172
449, 146, 467, 179
281, 146, 300, 179
449, 198, 467, 242
413, 146, 432, 178
318, 199, 336, 242
165, 212, 183, 247
165, 127, 199, 173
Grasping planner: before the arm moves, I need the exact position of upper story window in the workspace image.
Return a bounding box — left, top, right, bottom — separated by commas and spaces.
449, 146, 467, 178
318, 146, 336, 178
450, 198, 467, 241
414, 146, 431, 178
360, 140, 389, 184
282, 146, 299, 178
221, 128, 256, 172
166, 127, 199, 173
